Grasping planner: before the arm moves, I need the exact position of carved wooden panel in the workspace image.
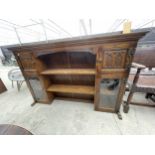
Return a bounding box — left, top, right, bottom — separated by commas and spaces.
125, 48, 135, 70
102, 50, 127, 69
17, 52, 35, 70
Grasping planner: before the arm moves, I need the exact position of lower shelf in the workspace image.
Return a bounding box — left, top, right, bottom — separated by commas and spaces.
47, 84, 95, 95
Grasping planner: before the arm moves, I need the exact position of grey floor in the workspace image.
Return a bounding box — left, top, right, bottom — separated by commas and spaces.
0, 65, 155, 135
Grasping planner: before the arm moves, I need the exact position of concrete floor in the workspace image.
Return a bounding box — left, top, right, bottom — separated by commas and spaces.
0, 65, 155, 135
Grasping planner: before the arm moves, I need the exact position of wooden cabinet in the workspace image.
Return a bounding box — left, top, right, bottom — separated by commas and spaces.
8, 31, 148, 118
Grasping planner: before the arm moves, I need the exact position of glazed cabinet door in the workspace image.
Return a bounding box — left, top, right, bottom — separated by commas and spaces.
14, 51, 49, 103
95, 47, 134, 112
27, 76, 48, 102
98, 78, 122, 111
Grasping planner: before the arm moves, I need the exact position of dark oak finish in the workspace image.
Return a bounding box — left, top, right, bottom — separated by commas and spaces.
6, 31, 148, 118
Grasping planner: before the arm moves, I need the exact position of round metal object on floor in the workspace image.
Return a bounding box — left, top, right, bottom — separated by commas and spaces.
0, 124, 33, 135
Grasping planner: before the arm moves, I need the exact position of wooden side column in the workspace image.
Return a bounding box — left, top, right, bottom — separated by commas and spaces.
94, 47, 103, 110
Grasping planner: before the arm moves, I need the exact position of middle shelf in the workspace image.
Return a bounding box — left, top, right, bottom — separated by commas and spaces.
47, 84, 95, 95
41, 68, 96, 75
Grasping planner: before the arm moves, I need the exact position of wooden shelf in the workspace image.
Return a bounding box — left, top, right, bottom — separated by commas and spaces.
41, 68, 96, 75
47, 84, 95, 95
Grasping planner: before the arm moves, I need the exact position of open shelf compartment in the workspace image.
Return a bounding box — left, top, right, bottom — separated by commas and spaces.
47, 84, 95, 95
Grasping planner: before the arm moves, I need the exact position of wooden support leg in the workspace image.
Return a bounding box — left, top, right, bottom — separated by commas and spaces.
117, 111, 122, 120
123, 91, 134, 113
31, 101, 37, 107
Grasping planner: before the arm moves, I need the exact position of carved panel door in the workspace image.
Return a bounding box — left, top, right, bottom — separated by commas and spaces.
15, 51, 48, 103
95, 48, 134, 113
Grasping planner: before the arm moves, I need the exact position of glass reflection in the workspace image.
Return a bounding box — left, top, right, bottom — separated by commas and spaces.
99, 79, 120, 109
28, 77, 47, 101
